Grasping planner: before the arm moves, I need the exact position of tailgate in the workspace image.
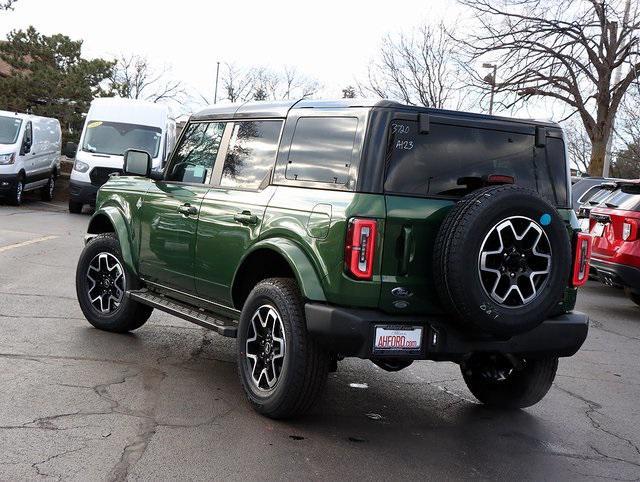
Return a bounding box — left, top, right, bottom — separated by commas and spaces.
378, 195, 454, 314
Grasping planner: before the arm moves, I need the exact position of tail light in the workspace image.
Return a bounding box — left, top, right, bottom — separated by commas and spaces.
572, 232, 592, 287
622, 219, 638, 241
345, 218, 377, 280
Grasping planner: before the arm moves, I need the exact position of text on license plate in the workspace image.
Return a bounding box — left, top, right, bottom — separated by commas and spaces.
374, 326, 422, 351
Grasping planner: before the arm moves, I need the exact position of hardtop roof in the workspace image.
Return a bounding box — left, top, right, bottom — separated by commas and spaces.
190, 98, 560, 128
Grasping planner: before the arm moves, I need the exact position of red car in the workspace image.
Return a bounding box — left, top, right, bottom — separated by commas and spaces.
588, 180, 640, 306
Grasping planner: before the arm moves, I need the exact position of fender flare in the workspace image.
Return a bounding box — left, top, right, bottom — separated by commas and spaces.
233, 238, 327, 302
87, 205, 137, 276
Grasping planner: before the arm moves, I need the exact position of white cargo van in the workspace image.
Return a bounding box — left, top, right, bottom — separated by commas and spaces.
0, 111, 61, 205
67, 98, 176, 213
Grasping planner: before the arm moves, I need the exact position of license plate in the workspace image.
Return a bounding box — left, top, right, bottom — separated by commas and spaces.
579, 218, 590, 232
592, 222, 605, 237
373, 326, 422, 354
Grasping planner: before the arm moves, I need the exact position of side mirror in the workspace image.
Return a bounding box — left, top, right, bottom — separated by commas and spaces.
63, 142, 78, 158
123, 149, 152, 177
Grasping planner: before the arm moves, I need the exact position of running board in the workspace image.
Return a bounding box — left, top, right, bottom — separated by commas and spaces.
127, 289, 237, 337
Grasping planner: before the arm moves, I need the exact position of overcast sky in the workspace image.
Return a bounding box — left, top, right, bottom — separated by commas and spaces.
0, 1, 465, 105
0, 0, 570, 123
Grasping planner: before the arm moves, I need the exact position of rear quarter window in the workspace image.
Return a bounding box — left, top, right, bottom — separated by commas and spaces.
285, 117, 358, 184
384, 120, 568, 206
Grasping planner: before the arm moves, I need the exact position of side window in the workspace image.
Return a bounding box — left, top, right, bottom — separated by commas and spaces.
220, 120, 282, 190
286, 117, 358, 184
22, 121, 33, 153
166, 122, 225, 184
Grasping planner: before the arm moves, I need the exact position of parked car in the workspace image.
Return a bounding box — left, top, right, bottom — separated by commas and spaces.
75, 99, 590, 418
571, 176, 624, 212
0, 110, 61, 205
588, 180, 640, 306
576, 181, 618, 230
66, 97, 177, 213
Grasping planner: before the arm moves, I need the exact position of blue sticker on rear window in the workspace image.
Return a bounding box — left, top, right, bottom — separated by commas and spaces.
540, 213, 552, 226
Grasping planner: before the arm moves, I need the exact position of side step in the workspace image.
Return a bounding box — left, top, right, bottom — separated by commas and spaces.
127, 289, 238, 337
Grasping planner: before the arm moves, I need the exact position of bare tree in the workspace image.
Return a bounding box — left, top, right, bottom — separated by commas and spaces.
1, 0, 17, 10
219, 63, 319, 103
562, 119, 592, 174
361, 22, 465, 108
110, 55, 184, 103
611, 78, 640, 177
459, 0, 640, 176
342, 85, 357, 98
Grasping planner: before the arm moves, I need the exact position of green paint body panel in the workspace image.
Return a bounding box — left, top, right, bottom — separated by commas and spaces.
90, 176, 152, 276
90, 174, 579, 320
261, 186, 386, 308
235, 238, 327, 303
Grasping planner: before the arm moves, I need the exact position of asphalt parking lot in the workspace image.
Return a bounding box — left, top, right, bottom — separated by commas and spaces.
0, 196, 639, 481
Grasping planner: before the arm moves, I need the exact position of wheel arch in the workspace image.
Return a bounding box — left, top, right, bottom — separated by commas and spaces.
231, 238, 327, 310
87, 205, 137, 276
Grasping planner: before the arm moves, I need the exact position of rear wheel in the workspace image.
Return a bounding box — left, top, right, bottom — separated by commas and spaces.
69, 200, 83, 214
76, 233, 152, 332
461, 355, 558, 409
40, 173, 55, 201
237, 278, 329, 419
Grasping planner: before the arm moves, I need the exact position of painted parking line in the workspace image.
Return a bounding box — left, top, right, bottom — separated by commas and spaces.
0, 235, 59, 253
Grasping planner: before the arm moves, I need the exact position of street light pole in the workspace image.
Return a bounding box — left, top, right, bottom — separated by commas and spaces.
214, 61, 220, 105
483, 63, 498, 115
602, 0, 632, 177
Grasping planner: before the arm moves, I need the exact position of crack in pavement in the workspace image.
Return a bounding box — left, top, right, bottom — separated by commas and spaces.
0, 291, 77, 301
591, 318, 640, 342
31, 446, 87, 481
0, 313, 85, 321
555, 385, 640, 467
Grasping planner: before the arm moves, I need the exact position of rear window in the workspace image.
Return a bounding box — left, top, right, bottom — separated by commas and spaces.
587, 186, 616, 206
384, 120, 568, 206
600, 186, 640, 211
577, 185, 603, 204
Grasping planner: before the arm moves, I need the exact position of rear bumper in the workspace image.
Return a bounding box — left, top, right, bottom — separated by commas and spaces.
69, 180, 98, 206
305, 303, 589, 361
591, 258, 640, 292
0, 173, 18, 194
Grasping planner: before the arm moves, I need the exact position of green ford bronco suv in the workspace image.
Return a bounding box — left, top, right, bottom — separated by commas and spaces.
75, 99, 591, 418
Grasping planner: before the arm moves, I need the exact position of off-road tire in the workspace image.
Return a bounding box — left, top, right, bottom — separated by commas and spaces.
237, 278, 329, 419
69, 200, 83, 214
76, 233, 152, 332
433, 185, 571, 337
41, 172, 56, 201
461, 356, 558, 409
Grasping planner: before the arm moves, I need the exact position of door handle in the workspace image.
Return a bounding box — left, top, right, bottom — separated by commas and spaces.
177, 203, 198, 216
234, 211, 258, 225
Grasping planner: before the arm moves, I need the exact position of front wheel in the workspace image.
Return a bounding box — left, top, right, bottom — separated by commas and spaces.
76, 233, 152, 333
237, 278, 329, 419
461, 355, 558, 409
9, 177, 24, 206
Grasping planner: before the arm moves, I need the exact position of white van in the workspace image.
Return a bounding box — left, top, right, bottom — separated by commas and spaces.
0, 111, 61, 205
67, 98, 176, 213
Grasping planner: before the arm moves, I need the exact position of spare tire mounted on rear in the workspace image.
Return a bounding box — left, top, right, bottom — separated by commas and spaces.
434, 185, 571, 337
